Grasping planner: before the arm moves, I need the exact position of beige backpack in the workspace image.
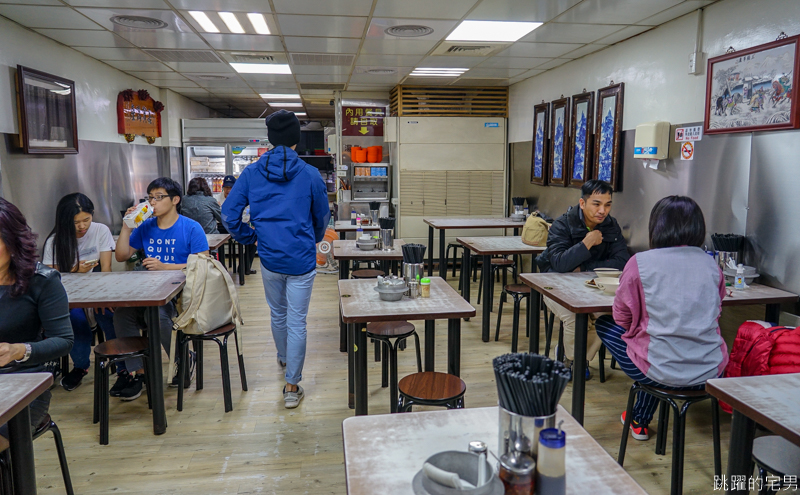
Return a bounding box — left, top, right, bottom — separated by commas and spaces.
521, 213, 550, 246
170, 254, 243, 371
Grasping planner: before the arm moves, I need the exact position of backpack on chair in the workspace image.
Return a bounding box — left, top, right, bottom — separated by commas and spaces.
170, 253, 244, 374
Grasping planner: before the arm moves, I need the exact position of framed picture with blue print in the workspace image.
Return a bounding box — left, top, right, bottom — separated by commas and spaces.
530, 101, 550, 185
548, 96, 570, 187
593, 82, 624, 191
567, 90, 594, 189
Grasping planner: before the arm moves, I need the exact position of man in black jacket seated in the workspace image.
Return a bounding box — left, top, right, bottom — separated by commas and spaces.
537, 180, 630, 379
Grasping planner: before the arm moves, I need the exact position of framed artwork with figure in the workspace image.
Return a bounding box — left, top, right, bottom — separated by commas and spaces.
704, 35, 800, 134
593, 82, 624, 191
15, 65, 78, 154
567, 90, 594, 188
530, 101, 550, 185
548, 96, 570, 187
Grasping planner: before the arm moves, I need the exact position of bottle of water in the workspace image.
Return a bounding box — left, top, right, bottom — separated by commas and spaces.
734, 263, 746, 290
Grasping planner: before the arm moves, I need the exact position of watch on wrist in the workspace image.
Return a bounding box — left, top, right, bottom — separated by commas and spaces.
16, 343, 32, 363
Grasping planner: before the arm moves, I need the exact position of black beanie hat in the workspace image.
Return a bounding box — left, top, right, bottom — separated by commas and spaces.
265, 109, 301, 148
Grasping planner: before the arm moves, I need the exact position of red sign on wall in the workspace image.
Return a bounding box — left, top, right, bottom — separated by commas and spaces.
341, 106, 385, 136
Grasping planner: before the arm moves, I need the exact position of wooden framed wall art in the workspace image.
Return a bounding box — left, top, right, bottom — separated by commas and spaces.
15, 65, 78, 154
593, 82, 624, 190
704, 34, 800, 134
117, 89, 164, 144
567, 90, 594, 188
530, 101, 550, 185
548, 96, 570, 186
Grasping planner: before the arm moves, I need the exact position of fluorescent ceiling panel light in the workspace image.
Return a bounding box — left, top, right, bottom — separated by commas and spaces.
295, 112, 306, 116
247, 13, 271, 35
270, 102, 303, 107
189, 11, 219, 33
219, 12, 245, 34
446, 20, 542, 42
259, 93, 300, 99
231, 63, 291, 74
410, 67, 467, 77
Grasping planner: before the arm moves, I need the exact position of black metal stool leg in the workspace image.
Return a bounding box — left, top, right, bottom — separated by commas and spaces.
196, 339, 204, 391
599, 344, 606, 383
48, 422, 75, 495
234, 329, 248, 391
669, 399, 685, 495
494, 291, 505, 341
618, 383, 639, 466
413, 332, 422, 372
389, 340, 400, 413
511, 295, 521, 353
656, 400, 669, 456
93, 357, 101, 424
381, 340, 389, 388
177, 334, 187, 412
373, 339, 381, 362
219, 335, 233, 413
711, 397, 721, 478
100, 362, 110, 445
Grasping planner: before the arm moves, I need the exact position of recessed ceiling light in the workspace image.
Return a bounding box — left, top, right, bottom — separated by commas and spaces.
410, 67, 468, 77
247, 13, 271, 35
270, 102, 303, 107
189, 11, 219, 33
231, 63, 291, 74
446, 20, 542, 42
219, 12, 244, 34
259, 93, 300, 99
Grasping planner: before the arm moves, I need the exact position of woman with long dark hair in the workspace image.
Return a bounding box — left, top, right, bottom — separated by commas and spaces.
42, 193, 121, 391
595, 196, 728, 441
0, 198, 73, 436
181, 177, 222, 234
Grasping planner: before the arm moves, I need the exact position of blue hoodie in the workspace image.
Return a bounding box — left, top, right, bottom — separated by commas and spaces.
222, 146, 330, 276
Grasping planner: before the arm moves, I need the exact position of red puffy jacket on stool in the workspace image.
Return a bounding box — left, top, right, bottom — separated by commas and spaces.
721, 320, 800, 413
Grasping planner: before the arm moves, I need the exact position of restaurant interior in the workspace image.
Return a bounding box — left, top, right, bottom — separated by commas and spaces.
1, 0, 800, 494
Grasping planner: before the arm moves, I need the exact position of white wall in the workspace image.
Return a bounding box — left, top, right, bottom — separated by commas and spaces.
508, 0, 800, 142
0, 15, 213, 147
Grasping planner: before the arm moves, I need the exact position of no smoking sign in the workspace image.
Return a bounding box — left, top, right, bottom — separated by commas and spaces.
680, 141, 694, 161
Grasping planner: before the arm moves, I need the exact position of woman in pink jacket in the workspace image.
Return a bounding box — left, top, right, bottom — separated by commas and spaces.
595, 196, 728, 441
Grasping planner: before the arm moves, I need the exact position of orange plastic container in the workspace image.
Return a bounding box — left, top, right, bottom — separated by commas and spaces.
351, 147, 362, 163
356, 149, 368, 163
367, 146, 383, 163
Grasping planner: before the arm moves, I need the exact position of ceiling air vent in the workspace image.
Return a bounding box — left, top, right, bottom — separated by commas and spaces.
431, 42, 510, 57
385, 25, 434, 38
110, 15, 168, 30
354, 67, 397, 75
143, 49, 221, 63
231, 53, 277, 63
290, 53, 355, 66
300, 83, 346, 91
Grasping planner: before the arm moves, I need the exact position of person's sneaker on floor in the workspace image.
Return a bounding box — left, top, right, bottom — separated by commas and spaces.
621, 411, 650, 441
277, 356, 286, 368
564, 359, 592, 381
170, 350, 196, 388
118, 373, 145, 401
283, 385, 304, 409
109, 370, 132, 397
60, 367, 88, 391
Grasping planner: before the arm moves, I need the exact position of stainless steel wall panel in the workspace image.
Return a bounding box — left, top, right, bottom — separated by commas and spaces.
746, 130, 800, 294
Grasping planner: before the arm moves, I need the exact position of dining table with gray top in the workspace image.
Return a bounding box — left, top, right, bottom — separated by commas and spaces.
423, 217, 526, 280
456, 236, 545, 342
60, 271, 186, 436
520, 271, 799, 426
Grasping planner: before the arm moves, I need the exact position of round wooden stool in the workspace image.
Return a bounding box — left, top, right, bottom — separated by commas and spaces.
93, 337, 151, 445
351, 269, 384, 279
397, 371, 466, 412
494, 284, 531, 352
367, 322, 422, 413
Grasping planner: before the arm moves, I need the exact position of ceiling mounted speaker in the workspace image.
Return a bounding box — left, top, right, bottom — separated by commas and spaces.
110, 15, 168, 30
384, 25, 434, 38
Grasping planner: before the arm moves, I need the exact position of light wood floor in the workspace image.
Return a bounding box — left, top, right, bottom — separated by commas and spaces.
33, 263, 760, 494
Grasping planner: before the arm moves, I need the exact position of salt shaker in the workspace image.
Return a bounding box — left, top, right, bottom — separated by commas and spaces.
536, 426, 566, 495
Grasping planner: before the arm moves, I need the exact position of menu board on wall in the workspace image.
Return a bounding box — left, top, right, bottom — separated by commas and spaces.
116, 90, 162, 143
341, 106, 385, 136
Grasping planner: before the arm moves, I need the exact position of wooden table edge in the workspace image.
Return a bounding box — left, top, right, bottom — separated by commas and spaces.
0, 373, 53, 425
519, 274, 605, 314
456, 237, 545, 256
67, 280, 186, 309
340, 310, 477, 324
706, 380, 800, 447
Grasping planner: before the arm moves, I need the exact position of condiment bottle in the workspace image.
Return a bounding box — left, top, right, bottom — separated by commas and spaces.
734, 263, 746, 290
537, 427, 566, 495
351, 209, 357, 225
498, 450, 535, 495
468, 441, 488, 487
420, 278, 431, 298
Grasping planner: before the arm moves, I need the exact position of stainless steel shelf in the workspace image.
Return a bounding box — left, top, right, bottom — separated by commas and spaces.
353, 177, 388, 181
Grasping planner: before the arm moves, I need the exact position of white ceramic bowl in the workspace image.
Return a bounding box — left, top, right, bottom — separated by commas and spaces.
594, 268, 621, 278
594, 277, 620, 295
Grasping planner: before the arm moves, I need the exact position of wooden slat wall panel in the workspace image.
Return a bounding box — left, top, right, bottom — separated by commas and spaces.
469, 171, 494, 216
390, 85, 508, 118
400, 171, 424, 216
491, 171, 505, 216
423, 171, 447, 216
446, 171, 470, 217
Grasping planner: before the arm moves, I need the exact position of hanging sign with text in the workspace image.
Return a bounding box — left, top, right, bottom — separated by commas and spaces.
341, 106, 385, 136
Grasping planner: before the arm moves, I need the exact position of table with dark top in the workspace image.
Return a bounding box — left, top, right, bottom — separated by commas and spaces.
456, 236, 545, 341
706, 373, 800, 494
0, 373, 53, 495
338, 277, 475, 415
61, 271, 186, 435
423, 217, 526, 280
342, 404, 648, 495
520, 271, 798, 426
333, 239, 406, 353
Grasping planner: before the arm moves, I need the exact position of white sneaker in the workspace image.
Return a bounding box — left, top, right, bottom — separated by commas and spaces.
283, 385, 304, 409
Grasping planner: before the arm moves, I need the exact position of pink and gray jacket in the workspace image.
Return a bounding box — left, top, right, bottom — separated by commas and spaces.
612, 246, 729, 387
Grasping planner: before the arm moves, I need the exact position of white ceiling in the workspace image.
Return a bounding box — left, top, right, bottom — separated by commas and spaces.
0, 0, 718, 119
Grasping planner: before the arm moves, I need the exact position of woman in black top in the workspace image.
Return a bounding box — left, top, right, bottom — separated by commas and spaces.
181, 178, 222, 234
0, 198, 73, 437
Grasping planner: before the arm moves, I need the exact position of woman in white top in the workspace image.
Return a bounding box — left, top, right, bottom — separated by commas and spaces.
42, 193, 124, 391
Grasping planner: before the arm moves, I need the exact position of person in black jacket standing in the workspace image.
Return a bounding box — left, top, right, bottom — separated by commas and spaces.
537, 180, 630, 378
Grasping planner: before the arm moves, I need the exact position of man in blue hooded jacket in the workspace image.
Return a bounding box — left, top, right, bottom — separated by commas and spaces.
222, 110, 330, 408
